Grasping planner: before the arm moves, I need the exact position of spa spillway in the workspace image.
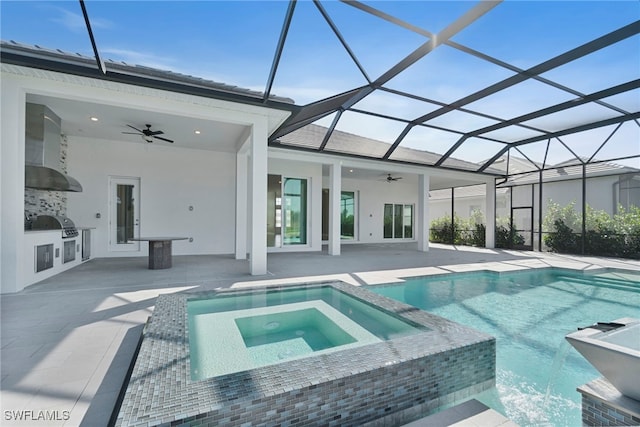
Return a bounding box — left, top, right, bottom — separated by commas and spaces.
566, 317, 640, 401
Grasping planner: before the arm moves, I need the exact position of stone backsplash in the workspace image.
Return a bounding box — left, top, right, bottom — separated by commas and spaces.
24, 135, 69, 218
24, 189, 67, 217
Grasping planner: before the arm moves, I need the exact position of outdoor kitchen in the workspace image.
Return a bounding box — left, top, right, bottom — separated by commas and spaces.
23, 103, 93, 286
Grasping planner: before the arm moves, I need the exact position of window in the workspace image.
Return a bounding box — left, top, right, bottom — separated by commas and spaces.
322, 190, 358, 240
384, 203, 413, 239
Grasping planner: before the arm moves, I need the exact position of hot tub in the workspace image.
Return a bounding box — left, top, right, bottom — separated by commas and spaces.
566, 317, 640, 401
115, 281, 496, 426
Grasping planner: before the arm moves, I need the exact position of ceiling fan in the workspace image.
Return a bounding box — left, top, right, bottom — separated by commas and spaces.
385, 173, 402, 183
122, 124, 174, 143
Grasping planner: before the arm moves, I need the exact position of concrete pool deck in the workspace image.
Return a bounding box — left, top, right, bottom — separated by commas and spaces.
2, 243, 639, 426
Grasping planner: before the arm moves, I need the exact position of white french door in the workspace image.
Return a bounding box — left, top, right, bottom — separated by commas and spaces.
109, 176, 140, 252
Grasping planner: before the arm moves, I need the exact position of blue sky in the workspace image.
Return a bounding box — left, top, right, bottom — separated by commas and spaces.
2, 1, 639, 167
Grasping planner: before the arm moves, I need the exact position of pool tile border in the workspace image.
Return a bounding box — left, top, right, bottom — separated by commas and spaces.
114, 281, 496, 426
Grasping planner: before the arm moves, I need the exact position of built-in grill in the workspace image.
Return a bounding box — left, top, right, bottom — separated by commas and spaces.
30, 215, 79, 238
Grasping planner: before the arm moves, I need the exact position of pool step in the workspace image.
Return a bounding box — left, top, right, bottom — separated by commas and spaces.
402, 399, 518, 427
556, 274, 640, 293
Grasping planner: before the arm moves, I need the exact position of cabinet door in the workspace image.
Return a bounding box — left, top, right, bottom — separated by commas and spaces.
36, 244, 54, 272
63, 240, 76, 263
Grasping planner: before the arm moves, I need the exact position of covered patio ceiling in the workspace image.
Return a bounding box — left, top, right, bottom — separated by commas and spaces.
1, 0, 639, 177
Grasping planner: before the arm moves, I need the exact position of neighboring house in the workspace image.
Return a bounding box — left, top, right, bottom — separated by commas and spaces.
1, 41, 501, 293
428, 154, 640, 249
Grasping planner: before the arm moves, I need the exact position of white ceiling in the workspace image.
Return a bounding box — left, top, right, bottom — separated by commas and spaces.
27, 94, 248, 153
26, 94, 486, 189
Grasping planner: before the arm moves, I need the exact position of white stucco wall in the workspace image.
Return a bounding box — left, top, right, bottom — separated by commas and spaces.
67, 136, 236, 258
338, 175, 419, 243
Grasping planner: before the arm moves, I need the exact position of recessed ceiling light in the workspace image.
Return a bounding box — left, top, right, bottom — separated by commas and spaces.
349, 169, 354, 173
194, 130, 201, 135
90, 116, 99, 122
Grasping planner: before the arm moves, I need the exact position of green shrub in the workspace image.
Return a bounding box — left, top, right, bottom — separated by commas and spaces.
544, 219, 579, 253
430, 210, 486, 246
470, 222, 486, 247
430, 215, 458, 244
495, 223, 525, 248
543, 201, 640, 259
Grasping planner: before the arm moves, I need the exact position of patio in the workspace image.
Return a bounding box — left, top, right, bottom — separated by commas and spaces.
2, 243, 639, 426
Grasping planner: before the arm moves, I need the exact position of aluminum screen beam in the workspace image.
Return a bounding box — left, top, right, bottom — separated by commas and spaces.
79, 0, 105, 74
383, 21, 640, 161
373, 1, 500, 87
412, 21, 640, 126
264, 0, 297, 102
277, 1, 500, 150
477, 112, 640, 172
344, 0, 630, 116
318, 110, 343, 151
314, 0, 371, 84
434, 79, 640, 167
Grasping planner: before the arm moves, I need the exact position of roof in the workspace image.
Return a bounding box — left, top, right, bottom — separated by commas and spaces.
0, 40, 296, 107
277, 124, 503, 174
502, 159, 640, 186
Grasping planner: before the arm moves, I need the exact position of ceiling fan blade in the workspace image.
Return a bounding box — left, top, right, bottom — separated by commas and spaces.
122, 131, 141, 135
126, 124, 143, 133
153, 135, 174, 143
147, 130, 164, 136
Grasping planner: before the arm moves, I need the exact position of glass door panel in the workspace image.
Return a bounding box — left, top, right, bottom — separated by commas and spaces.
403, 204, 413, 238
267, 174, 282, 247
384, 204, 393, 238
109, 176, 140, 252
341, 191, 355, 239
283, 178, 307, 245
393, 204, 403, 238
116, 184, 134, 243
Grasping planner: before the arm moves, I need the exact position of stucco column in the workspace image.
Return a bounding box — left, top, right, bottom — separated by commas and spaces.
485, 180, 496, 248
417, 174, 430, 252
328, 162, 341, 255
249, 120, 268, 275
235, 145, 248, 260
1, 77, 26, 293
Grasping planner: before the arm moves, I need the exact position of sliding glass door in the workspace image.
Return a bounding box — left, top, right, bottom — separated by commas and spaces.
383, 203, 413, 239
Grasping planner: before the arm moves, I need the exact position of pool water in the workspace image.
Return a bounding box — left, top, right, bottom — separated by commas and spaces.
236, 308, 359, 364
370, 268, 640, 426
188, 286, 426, 380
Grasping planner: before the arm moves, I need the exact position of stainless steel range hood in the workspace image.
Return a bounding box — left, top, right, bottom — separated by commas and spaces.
25, 103, 82, 192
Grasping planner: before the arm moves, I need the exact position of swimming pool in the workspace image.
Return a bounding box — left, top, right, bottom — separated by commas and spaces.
370, 267, 640, 426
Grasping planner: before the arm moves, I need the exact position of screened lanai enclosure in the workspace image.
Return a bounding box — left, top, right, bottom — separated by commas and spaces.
3, 0, 639, 258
